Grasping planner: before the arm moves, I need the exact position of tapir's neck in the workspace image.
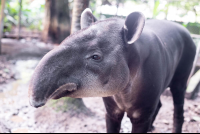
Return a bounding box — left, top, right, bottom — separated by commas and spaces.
113, 75, 139, 112
113, 42, 142, 111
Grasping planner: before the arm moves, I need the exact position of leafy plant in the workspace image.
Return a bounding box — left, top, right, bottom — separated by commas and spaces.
1, 0, 45, 32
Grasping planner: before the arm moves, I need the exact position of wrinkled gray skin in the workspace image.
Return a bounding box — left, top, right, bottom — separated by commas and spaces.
29, 8, 196, 133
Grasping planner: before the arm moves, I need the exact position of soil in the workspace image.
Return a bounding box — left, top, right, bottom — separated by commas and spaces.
0, 39, 200, 133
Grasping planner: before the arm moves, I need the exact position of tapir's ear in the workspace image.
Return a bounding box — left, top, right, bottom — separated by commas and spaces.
81, 8, 97, 29
123, 12, 145, 45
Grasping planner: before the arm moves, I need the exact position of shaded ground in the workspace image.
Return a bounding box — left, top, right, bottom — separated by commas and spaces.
0, 39, 200, 133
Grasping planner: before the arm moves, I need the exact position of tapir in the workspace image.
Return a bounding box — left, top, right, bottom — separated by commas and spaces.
29, 8, 196, 133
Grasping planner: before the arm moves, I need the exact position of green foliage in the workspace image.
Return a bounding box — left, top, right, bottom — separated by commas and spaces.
187, 23, 200, 35
1, 0, 45, 32
182, 22, 188, 28
90, 0, 101, 19
5, 0, 19, 28
153, 0, 160, 18
155, 0, 200, 22
49, 98, 87, 113
1, 0, 200, 32
21, 0, 45, 30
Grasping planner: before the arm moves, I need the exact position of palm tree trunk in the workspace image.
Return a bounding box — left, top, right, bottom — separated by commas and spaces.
71, 0, 90, 34
0, 0, 6, 54
43, 0, 71, 44
17, 0, 22, 40
116, 0, 120, 16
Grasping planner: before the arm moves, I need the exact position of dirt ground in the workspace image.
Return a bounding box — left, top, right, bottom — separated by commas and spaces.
0, 39, 200, 133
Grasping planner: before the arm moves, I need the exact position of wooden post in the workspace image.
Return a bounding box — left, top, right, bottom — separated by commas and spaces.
17, 0, 22, 40
0, 0, 6, 54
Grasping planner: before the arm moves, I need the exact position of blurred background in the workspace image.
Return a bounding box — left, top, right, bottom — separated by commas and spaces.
0, 0, 200, 133
1, 0, 200, 43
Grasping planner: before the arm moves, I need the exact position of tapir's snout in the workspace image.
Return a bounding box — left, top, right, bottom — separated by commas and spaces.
28, 46, 81, 108
29, 97, 46, 108
29, 86, 48, 108
29, 81, 78, 108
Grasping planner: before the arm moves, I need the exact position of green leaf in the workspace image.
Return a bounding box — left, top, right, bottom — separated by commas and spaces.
153, 0, 160, 18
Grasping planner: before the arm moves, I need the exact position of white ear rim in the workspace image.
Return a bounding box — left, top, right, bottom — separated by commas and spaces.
126, 20, 145, 44
81, 8, 92, 15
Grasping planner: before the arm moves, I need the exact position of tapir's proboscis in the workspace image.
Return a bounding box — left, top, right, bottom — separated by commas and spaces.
29, 8, 196, 133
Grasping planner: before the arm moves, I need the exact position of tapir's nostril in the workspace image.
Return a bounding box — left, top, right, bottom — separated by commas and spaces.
29, 97, 46, 108
34, 103, 45, 108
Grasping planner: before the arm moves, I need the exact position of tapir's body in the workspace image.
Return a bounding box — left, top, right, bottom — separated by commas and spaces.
103, 19, 196, 133
29, 9, 196, 133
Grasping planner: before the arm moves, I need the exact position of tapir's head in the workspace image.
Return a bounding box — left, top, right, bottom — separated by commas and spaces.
29, 9, 145, 108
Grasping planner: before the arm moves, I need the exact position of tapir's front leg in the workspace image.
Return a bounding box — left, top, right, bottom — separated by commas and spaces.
131, 119, 152, 133
128, 106, 158, 133
103, 97, 125, 133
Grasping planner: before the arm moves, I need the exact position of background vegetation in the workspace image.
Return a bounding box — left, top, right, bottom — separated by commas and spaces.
2, 0, 45, 32
0, 0, 200, 34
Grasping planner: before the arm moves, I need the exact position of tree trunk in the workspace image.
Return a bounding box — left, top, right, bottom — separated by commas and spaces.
17, 0, 22, 40
71, 0, 90, 34
43, 0, 71, 44
0, 0, 6, 54
116, 0, 120, 16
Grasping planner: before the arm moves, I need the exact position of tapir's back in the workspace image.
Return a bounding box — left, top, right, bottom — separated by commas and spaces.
145, 19, 195, 51
139, 19, 196, 90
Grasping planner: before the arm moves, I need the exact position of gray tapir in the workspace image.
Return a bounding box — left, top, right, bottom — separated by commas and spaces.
29, 8, 196, 133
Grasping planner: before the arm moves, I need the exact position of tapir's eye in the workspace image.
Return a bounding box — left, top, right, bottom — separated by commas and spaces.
91, 55, 102, 61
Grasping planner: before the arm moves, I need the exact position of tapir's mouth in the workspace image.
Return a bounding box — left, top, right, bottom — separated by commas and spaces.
49, 83, 78, 100
29, 83, 78, 108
